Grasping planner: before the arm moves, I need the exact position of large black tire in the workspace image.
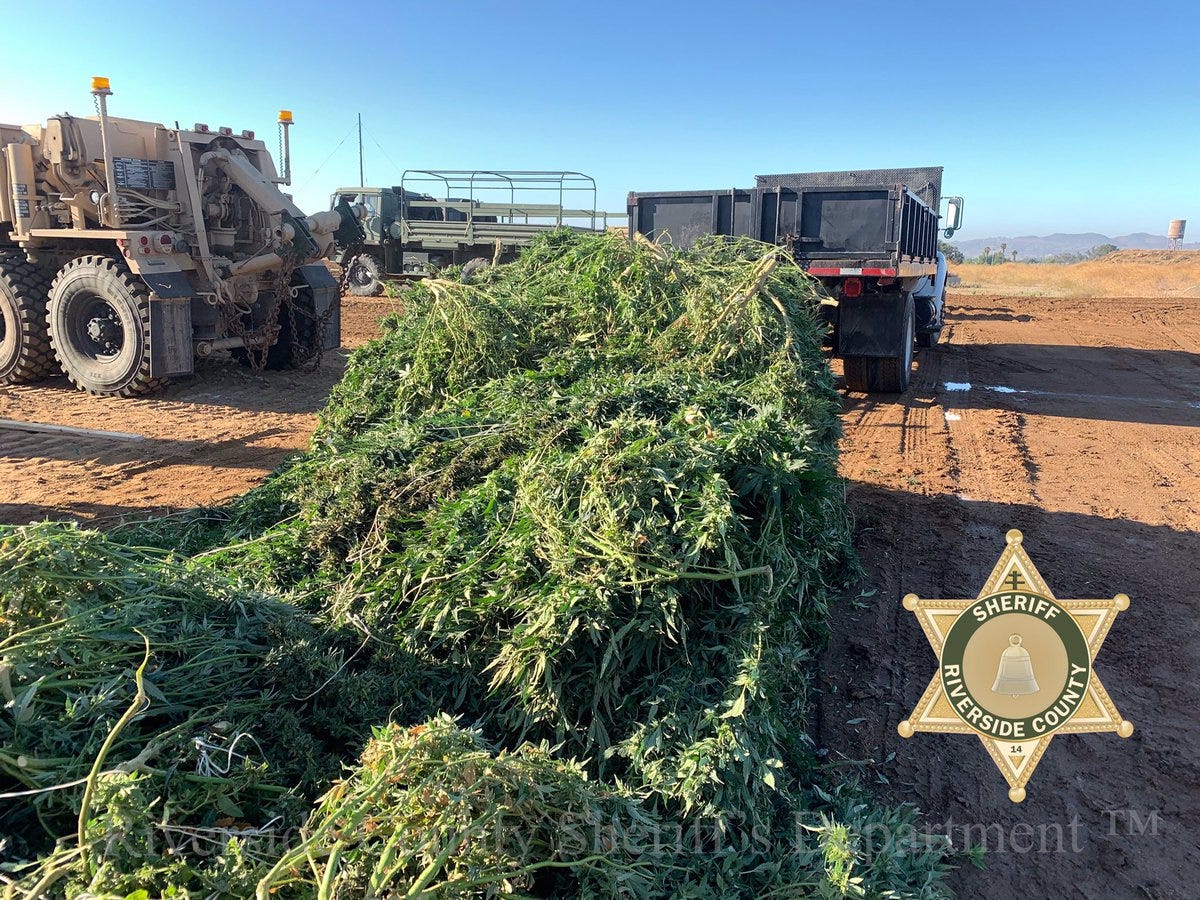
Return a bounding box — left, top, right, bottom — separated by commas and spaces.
345, 253, 384, 297
460, 257, 492, 282
843, 292, 915, 393
47, 256, 165, 397
0, 251, 57, 384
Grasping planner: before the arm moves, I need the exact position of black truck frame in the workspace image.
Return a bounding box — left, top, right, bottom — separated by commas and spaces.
628, 167, 963, 393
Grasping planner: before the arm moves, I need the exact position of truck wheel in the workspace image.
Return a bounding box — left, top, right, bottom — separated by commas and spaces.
842, 292, 915, 393
461, 257, 492, 282
47, 256, 165, 397
345, 253, 383, 297
1, 251, 57, 384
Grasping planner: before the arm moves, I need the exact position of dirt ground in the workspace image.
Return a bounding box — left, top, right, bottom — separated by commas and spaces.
1, 286, 1197, 897
818, 293, 1200, 898
0, 295, 398, 524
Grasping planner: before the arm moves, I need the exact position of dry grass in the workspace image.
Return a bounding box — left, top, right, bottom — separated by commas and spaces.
953, 254, 1200, 298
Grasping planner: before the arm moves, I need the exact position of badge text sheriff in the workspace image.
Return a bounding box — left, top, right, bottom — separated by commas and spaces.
971, 592, 1059, 622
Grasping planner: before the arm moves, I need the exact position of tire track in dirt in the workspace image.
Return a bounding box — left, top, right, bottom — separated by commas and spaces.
934, 345, 1041, 506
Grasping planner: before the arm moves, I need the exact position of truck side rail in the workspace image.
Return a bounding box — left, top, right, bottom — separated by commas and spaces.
400, 218, 621, 250
406, 200, 622, 228
399, 169, 599, 216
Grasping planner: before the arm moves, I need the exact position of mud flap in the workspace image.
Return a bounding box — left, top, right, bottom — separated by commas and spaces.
149, 296, 194, 377
139, 270, 195, 376
295, 264, 341, 351
837, 293, 905, 357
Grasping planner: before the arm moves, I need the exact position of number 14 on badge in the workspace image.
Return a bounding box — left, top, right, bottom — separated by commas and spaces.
898, 529, 1133, 802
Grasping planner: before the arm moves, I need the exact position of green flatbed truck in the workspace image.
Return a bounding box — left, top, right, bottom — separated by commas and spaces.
331, 170, 623, 295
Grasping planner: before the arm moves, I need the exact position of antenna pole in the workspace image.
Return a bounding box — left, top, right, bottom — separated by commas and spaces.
358, 113, 364, 187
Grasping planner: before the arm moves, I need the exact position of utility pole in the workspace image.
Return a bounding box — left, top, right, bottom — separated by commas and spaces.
357, 113, 365, 187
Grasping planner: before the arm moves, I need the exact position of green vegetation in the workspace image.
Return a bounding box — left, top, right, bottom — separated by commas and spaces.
0, 232, 952, 897
938, 241, 964, 264
964, 243, 1120, 265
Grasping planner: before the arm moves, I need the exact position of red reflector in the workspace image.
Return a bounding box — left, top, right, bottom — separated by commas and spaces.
842, 277, 863, 298
139, 235, 150, 245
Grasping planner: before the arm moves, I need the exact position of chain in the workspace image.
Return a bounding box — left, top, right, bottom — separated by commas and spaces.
281, 240, 365, 373
276, 243, 361, 374
216, 257, 294, 371
219, 238, 360, 373
337, 241, 365, 293
219, 288, 279, 371
265, 257, 300, 369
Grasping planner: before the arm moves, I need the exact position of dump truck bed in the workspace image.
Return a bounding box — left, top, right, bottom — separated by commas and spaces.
628, 169, 943, 278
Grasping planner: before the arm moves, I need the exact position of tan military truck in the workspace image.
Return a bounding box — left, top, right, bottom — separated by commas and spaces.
0, 78, 364, 396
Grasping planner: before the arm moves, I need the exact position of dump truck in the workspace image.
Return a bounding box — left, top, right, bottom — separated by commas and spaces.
332, 170, 623, 295
0, 78, 365, 396
627, 167, 964, 393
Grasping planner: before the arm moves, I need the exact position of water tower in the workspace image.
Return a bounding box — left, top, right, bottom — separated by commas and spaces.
1168, 219, 1186, 250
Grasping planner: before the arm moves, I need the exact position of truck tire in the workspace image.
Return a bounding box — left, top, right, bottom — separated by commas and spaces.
47, 256, 165, 397
461, 257, 492, 282
842, 292, 915, 393
345, 253, 384, 297
0, 251, 57, 384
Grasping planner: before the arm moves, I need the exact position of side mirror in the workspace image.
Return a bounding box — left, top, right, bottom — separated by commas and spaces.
942, 196, 964, 237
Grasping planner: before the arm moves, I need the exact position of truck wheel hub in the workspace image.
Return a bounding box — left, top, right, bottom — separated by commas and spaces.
85, 312, 122, 351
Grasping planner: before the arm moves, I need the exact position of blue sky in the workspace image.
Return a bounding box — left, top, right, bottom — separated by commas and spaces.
2, 1, 1194, 240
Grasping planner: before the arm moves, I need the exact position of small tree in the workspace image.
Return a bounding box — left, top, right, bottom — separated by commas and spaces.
999, 242, 1007, 264
939, 240, 964, 264
1090, 243, 1118, 258
983, 246, 992, 264
1012, 250, 1018, 262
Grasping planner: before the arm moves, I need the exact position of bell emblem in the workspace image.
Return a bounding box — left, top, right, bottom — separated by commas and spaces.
991, 634, 1039, 697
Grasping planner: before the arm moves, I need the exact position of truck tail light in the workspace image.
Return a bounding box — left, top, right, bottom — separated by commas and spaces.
842, 277, 863, 298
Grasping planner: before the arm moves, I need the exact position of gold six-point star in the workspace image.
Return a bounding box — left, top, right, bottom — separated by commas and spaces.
898, 529, 1132, 803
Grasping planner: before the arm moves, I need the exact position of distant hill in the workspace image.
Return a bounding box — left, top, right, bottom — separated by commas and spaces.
952, 232, 1199, 259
